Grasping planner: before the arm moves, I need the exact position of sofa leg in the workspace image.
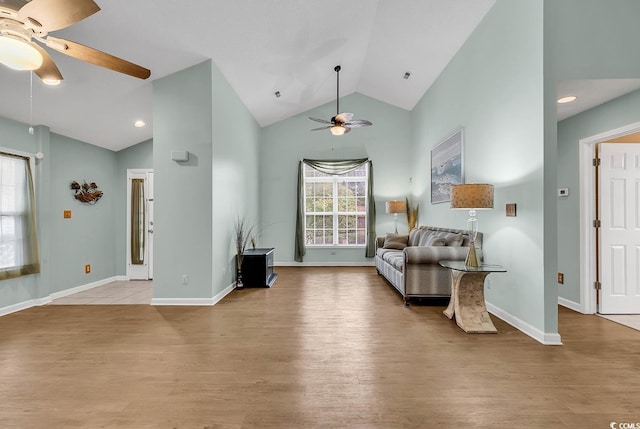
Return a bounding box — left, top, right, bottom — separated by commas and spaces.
404, 297, 410, 307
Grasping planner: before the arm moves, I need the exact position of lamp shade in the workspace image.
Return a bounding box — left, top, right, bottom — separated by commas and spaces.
385, 200, 407, 214
0, 36, 43, 71
450, 184, 494, 209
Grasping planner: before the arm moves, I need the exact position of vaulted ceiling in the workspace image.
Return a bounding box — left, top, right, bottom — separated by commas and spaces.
0, 0, 497, 151
3, 1, 637, 153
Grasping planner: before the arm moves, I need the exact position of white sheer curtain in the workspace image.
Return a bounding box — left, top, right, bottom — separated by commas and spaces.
0, 153, 40, 280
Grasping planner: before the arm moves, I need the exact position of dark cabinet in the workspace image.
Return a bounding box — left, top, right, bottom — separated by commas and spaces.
240, 248, 277, 287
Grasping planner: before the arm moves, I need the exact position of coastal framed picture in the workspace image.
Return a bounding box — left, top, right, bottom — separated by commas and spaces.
430, 128, 464, 204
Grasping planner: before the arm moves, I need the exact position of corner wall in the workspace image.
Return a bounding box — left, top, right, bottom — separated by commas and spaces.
410, 1, 553, 341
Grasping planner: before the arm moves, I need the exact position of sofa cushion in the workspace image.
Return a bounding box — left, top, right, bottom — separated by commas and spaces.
382, 251, 404, 272
445, 233, 464, 247
422, 235, 446, 246
383, 233, 408, 250
408, 227, 423, 246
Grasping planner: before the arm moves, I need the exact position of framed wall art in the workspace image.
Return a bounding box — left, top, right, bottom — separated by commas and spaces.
431, 128, 464, 204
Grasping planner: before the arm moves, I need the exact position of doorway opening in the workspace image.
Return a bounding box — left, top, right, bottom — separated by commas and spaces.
127, 169, 154, 280
579, 122, 640, 315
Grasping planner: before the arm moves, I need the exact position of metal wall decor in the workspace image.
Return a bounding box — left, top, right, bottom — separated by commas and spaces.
70, 181, 103, 204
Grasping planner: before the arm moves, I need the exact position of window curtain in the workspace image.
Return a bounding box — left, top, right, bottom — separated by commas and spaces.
0, 154, 40, 280
294, 158, 376, 262
130, 178, 145, 265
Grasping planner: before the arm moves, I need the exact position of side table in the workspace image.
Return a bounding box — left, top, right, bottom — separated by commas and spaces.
439, 260, 506, 333
241, 248, 278, 288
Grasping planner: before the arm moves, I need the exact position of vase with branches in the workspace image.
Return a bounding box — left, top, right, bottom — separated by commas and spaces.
234, 216, 254, 289
406, 197, 419, 231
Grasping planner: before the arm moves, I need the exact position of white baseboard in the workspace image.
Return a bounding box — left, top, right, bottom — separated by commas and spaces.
0, 296, 51, 317
1, 276, 126, 317
486, 302, 563, 345
49, 276, 124, 300
558, 296, 584, 313
151, 282, 235, 306
275, 261, 375, 267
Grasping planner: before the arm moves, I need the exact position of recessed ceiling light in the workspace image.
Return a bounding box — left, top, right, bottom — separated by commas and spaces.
403, 72, 411, 80
557, 95, 577, 104
134, 120, 146, 128
275, 91, 281, 98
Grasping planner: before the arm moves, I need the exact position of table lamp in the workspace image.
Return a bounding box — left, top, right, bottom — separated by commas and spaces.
450, 184, 494, 267
385, 200, 407, 234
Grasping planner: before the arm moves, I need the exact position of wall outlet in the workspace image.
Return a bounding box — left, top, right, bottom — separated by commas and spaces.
557, 272, 564, 284
182, 274, 189, 285
85, 264, 91, 274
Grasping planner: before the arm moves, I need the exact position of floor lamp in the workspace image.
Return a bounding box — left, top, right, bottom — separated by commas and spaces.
385, 200, 407, 234
450, 184, 494, 267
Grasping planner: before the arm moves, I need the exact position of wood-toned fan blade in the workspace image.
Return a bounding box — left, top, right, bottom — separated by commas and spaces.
31, 42, 63, 82
343, 120, 373, 128
18, 0, 100, 32
46, 36, 151, 79
309, 117, 331, 124
343, 127, 351, 134
311, 126, 332, 131
335, 112, 354, 123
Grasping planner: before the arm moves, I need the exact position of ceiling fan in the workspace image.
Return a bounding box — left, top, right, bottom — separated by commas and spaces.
0, 0, 150, 84
309, 65, 372, 136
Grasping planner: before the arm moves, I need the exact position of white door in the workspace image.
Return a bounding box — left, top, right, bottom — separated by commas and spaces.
599, 143, 640, 314
127, 170, 154, 280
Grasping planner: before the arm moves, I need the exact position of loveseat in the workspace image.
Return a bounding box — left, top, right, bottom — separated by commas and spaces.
375, 226, 483, 305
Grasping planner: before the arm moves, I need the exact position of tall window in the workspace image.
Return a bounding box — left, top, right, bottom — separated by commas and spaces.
303, 163, 368, 246
0, 152, 40, 280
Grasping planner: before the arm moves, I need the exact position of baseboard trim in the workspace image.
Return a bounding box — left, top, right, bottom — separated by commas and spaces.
558, 297, 584, 313
151, 282, 235, 306
486, 302, 563, 346
49, 276, 123, 301
1, 296, 51, 317
275, 262, 375, 267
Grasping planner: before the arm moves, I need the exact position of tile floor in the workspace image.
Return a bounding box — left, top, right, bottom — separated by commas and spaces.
49, 280, 153, 305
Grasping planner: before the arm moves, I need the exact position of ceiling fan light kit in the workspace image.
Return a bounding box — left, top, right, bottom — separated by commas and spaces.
0, 34, 42, 70
0, 0, 150, 83
309, 65, 372, 136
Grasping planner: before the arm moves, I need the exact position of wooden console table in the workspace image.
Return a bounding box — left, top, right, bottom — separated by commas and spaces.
439, 260, 506, 333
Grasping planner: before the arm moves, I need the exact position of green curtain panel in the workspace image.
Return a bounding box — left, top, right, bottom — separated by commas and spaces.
130, 178, 145, 265
294, 158, 376, 262
0, 153, 40, 280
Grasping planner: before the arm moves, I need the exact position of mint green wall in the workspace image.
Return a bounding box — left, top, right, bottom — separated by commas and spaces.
0, 118, 49, 308
115, 139, 153, 275
411, 2, 549, 332
545, 0, 640, 313
153, 60, 259, 299
211, 62, 260, 293
260, 93, 412, 264
153, 61, 214, 299
49, 133, 118, 292
558, 90, 640, 304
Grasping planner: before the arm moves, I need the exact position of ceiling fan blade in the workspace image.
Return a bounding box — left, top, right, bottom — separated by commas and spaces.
18, 0, 100, 32
343, 127, 351, 134
31, 42, 63, 82
335, 112, 354, 123
309, 117, 331, 124
311, 126, 332, 131
343, 120, 373, 128
46, 36, 151, 79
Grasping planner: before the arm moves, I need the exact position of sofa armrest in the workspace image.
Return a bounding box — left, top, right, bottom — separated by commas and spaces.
404, 246, 482, 264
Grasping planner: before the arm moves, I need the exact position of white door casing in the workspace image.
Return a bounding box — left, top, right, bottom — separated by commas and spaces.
599, 143, 640, 314
127, 169, 154, 280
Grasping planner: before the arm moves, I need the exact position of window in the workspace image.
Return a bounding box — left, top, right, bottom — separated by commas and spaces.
0, 152, 39, 280
303, 163, 368, 246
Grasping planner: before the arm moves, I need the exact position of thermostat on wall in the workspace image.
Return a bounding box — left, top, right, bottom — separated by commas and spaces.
558, 188, 569, 197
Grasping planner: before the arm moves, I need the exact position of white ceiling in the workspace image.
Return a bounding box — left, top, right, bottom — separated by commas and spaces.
556, 79, 640, 121
0, 0, 496, 151
4, 1, 637, 153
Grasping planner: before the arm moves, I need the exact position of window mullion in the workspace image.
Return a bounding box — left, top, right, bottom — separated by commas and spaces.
332, 176, 338, 245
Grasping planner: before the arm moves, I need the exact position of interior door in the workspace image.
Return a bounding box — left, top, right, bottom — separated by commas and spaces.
127, 170, 153, 280
599, 143, 640, 314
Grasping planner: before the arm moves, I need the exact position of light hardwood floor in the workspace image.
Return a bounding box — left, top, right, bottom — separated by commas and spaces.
1, 266, 639, 428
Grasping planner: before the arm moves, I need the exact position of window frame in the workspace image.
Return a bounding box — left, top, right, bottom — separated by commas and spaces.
303, 163, 368, 247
